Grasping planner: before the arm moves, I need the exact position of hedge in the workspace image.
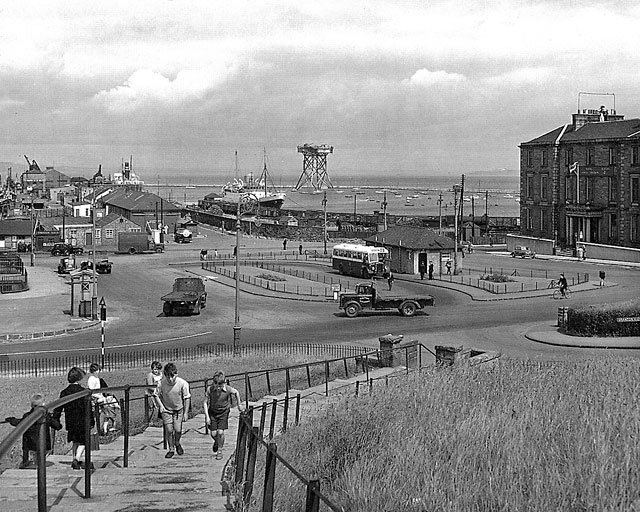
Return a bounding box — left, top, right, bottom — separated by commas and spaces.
566, 300, 640, 337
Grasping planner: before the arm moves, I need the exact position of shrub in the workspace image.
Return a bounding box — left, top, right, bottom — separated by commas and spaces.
256, 273, 286, 282
567, 299, 640, 336
480, 273, 514, 283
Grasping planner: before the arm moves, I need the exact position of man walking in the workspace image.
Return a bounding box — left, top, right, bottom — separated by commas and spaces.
155, 362, 191, 459
428, 261, 434, 280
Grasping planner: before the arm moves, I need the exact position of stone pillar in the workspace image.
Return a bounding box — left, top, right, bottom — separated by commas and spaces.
435, 345, 469, 367
379, 334, 403, 367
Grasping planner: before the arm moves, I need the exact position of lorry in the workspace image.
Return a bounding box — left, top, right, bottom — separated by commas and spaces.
174, 229, 193, 243
80, 259, 113, 274
339, 282, 435, 318
117, 232, 164, 254
161, 277, 207, 316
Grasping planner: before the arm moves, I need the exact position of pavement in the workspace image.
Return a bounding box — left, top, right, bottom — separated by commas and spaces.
1, 246, 639, 348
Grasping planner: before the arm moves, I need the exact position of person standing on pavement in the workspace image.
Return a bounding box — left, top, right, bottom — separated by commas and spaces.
428, 262, 434, 280
283, 238, 287, 251
387, 273, 394, 291
419, 263, 425, 280
52, 367, 93, 470
599, 270, 606, 287
204, 371, 243, 460
299, 243, 303, 255
446, 260, 452, 274
154, 362, 191, 459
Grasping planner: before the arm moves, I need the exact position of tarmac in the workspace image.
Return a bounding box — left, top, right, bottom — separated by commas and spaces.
1, 246, 639, 348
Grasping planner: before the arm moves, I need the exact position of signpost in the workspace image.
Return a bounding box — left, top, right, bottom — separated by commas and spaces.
99, 297, 107, 368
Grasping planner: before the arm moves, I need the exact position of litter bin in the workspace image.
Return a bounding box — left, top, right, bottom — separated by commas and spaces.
379, 334, 403, 367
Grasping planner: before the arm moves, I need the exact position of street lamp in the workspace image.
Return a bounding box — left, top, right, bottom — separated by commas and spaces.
29, 195, 35, 267
91, 194, 97, 320
453, 184, 461, 275
322, 191, 328, 255
233, 193, 259, 353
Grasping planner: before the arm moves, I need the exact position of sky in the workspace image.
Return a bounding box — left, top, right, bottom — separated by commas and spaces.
1, 0, 639, 183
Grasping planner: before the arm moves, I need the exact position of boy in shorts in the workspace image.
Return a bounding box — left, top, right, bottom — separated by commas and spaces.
204, 371, 243, 460
154, 362, 191, 459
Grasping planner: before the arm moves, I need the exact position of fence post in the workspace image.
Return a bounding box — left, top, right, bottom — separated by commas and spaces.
282, 394, 289, 433
268, 398, 278, 439
235, 412, 249, 485
259, 402, 267, 437
123, 386, 130, 468
36, 412, 48, 512
295, 393, 301, 425
324, 361, 329, 397
243, 426, 260, 505
262, 442, 277, 512
305, 479, 321, 512
84, 393, 92, 498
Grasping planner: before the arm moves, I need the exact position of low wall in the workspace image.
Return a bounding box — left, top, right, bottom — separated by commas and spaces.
580, 242, 640, 264
506, 234, 555, 255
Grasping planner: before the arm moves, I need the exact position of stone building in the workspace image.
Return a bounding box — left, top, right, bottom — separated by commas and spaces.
519, 105, 640, 248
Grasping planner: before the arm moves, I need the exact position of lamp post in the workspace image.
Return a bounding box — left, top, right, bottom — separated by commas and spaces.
453, 184, 461, 275
29, 195, 35, 267
233, 193, 258, 353
322, 191, 328, 255
91, 197, 97, 320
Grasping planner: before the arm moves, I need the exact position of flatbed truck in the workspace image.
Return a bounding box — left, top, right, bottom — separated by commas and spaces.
339, 282, 435, 318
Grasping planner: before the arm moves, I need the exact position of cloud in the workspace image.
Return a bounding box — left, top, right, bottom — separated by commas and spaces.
402, 68, 466, 87
91, 65, 235, 113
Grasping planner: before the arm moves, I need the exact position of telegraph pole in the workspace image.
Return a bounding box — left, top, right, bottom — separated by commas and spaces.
453, 184, 461, 275
437, 193, 443, 235
382, 190, 388, 231
91, 188, 98, 320
322, 191, 328, 255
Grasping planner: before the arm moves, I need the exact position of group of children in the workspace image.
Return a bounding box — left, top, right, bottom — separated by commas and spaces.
146, 361, 243, 461
5, 362, 242, 469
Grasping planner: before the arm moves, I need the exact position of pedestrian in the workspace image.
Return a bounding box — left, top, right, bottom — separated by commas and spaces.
298, 244, 303, 255
387, 273, 394, 291
52, 367, 94, 470
154, 362, 191, 459
5, 394, 62, 469
283, 238, 287, 251
204, 371, 243, 461
428, 262, 434, 280
233, 245, 237, 257
468, 242, 474, 254
419, 263, 425, 280
145, 361, 163, 423
599, 270, 606, 287
446, 260, 452, 274
582, 246, 587, 260
87, 363, 106, 446
577, 245, 583, 261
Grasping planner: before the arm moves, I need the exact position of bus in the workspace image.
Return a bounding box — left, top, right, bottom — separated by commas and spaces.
332, 243, 390, 278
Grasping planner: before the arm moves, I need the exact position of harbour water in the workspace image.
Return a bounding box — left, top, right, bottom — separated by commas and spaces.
146, 174, 521, 218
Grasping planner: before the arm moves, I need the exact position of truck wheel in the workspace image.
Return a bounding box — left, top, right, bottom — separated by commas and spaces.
128, 247, 137, 255
399, 301, 417, 317
163, 303, 173, 316
344, 302, 361, 318
155, 247, 163, 253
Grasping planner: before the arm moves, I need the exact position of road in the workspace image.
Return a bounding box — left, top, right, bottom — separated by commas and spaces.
3, 227, 640, 363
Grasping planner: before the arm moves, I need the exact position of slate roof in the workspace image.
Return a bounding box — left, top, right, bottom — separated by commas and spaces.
523, 118, 640, 145
102, 190, 181, 213
0, 218, 32, 236
365, 226, 455, 251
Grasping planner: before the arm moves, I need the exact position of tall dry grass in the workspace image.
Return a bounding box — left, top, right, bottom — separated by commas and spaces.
253, 359, 640, 511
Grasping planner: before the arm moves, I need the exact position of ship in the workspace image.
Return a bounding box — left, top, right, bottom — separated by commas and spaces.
113, 156, 144, 186
215, 150, 286, 209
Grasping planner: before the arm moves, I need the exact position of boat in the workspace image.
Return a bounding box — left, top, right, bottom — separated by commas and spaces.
215, 150, 286, 209
113, 156, 144, 185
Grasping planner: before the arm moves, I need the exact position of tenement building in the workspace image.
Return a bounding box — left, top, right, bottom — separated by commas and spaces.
519, 106, 640, 249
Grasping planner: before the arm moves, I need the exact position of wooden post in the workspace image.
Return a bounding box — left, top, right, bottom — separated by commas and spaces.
306, 365, 311, 388
268, 398, 277, 439
243, 427, 260, 504
235, 412, 248, 485
295, 393, 301, 425
262, 442, 277, 512
324, 361, 329, 397
282, 394, 289, 433
266, 371, 272, 395
123, 387, 130, 467
259, 402, 267, 437
305, 479, 321, 512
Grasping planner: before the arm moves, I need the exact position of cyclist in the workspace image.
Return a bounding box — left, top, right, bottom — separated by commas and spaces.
558, 273, 568, 298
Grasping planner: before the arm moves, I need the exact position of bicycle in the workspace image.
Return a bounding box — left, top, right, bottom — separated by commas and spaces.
552, 287, 572, 299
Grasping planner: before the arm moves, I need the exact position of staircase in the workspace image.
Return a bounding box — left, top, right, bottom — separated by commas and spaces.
0, 366, 404, 511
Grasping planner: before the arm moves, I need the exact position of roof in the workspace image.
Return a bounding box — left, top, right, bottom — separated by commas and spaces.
102, 190, 181, 213
523, 118, 640, 145
0, 218, 32, 236
96, 213, 134, 228
365, 226, 455, 251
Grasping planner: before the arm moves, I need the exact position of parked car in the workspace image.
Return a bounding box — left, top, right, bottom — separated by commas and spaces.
80, 259, 113, 274
51, 243, 84, 256
511, 246, 535, 258
57, 257, 77, 274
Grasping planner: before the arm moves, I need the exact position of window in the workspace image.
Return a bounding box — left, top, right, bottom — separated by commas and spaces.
565, 147, 573, 166
541, 175, 548, 201
609, 213, 617, 239
105, 229, 114, 239
632, 147, 639, 166
609, 147, 616, 166
608, 176, 618, 203
585, 177, 594, 202
632, 214, 640, 242
632, 175, 640, 204
587, 148, 595, 166
540, 210, 547, 231
526, 150, 533, 167
565, 175, 573, 201
526, 208, 533, 230
526, 175, 534, 199
94, 228, 101, 240
541, 150, 548, 167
